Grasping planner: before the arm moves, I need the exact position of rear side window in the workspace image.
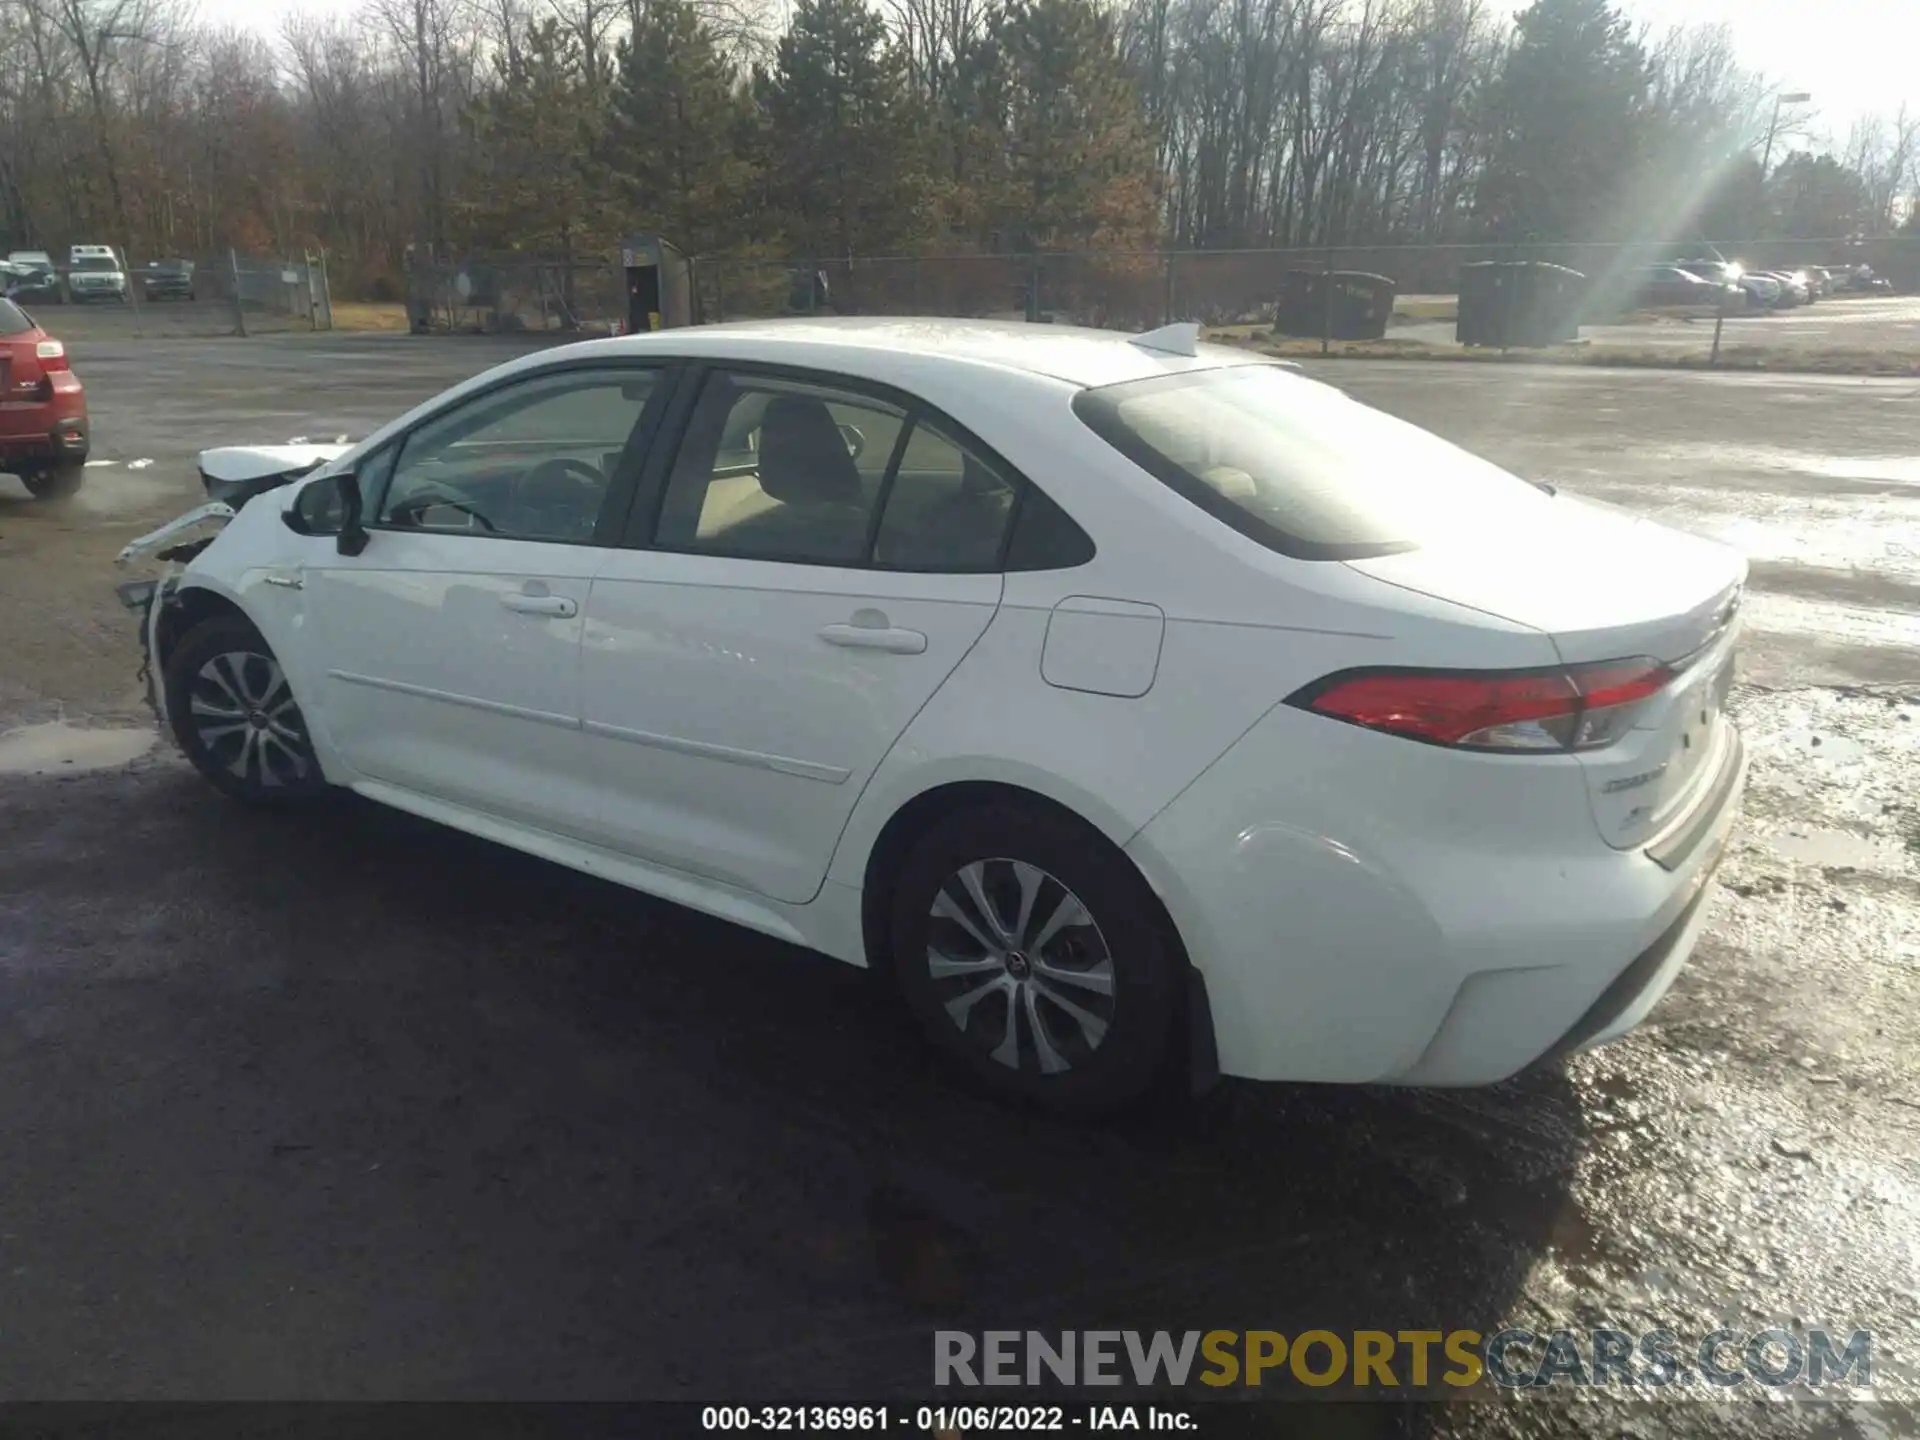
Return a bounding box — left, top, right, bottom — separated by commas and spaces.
1072, 365, 1548, 561
0, 299, 33, 336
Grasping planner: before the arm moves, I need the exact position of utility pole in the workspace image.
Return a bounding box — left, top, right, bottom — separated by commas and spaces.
1761, 91, 1813, 179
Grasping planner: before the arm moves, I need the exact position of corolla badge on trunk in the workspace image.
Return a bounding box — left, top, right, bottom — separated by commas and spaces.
1603, 764, 1669, 795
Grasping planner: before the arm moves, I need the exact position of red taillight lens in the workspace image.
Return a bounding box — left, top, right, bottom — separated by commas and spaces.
35, 338, 68, 370
1291, 659, 1675, 752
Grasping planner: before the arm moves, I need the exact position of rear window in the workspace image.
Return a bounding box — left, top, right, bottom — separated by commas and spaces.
0, 299, 34, 336
1071, 364, 1548, 560
75, 256, 117, 271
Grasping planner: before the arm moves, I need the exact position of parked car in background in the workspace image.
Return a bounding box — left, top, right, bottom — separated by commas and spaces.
4, 251, 62, 304
1736, 273, 1784, 310
1798, 266, 1832, 298
66, 249, 130, 304
142, 258, 197, 301
114, 319, 1749, 1111
1630, 265, 1729, 309
1670, 259, 1769, 312
1751, 270, 1808, 307
1843, 265, 1895, 294
0, 297, 89, 498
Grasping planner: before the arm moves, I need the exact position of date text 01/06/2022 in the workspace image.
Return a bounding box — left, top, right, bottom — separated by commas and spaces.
700, 1405, 1196, 1431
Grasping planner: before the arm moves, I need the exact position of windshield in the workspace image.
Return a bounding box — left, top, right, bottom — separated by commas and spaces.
1073, 364, 1549, 560
0, 299, 35, 335
75, 256, 118, 272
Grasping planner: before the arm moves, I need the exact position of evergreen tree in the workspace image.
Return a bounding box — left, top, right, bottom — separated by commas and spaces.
1475, 0, 1651, 241
604, 0, 754, 257
986, 0, 1157, 250
461, 19, 604, 257
754, 0, 933, 263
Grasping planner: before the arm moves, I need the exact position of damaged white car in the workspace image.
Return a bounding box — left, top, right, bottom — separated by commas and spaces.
116, 320, 1748, 1111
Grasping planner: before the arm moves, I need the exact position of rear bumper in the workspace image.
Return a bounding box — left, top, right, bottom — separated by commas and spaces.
1127, 704, 1748, 1087
0, 402, 89, 461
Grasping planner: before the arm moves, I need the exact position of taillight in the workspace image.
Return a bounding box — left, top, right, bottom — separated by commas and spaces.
35, 339, 68, 370
1289, 658, 1675, 753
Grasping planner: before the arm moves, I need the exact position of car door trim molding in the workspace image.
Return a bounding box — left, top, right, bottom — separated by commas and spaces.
580, 717, 852, 784
327, 668, 578, 731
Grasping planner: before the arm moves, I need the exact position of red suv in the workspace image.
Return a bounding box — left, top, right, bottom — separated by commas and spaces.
0, 297, 88, 498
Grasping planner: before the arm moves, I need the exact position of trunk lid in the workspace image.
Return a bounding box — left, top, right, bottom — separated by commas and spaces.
1348, 495, 1746, 850
2, 326, 43, 398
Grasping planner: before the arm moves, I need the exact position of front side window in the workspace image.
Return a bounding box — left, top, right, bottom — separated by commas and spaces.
379, 367, 658, 543
1073, 363, 1549, 560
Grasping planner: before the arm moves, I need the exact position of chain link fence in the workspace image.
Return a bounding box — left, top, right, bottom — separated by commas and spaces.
677, 237, 1915, 370
4, 245, 334, 337
28, 235, 1914, 370
401, 258, 627, 335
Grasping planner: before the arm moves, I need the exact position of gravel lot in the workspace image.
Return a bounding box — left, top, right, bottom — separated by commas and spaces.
1, 334, 1916, 1432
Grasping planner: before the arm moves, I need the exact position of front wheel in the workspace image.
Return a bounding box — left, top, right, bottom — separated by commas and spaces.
889, 802, 1183, 1114
21, 460, 84, 499
163, 614, 327, 803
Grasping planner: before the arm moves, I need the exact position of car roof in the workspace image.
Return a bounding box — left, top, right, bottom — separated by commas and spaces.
562, 317, 1265, 389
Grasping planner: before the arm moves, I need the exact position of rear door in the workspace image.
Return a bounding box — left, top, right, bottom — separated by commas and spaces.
578, 366, 1014, 903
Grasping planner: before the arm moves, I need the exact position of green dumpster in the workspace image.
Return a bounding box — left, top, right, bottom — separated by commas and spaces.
1275, 270, 1397, 340
1457, 261, 1585, 348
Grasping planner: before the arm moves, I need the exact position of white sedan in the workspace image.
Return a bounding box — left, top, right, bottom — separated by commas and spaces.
120, 319, 1747, 1112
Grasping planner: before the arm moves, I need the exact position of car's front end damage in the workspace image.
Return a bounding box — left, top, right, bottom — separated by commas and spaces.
115, 441, 353, 727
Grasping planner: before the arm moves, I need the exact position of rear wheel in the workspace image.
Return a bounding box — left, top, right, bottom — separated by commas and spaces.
888, 802, 1182, 1114
21, 460, 84, 499
163, 615, 326, 803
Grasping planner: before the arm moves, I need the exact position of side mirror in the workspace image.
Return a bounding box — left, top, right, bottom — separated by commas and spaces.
282, 471, 369, 555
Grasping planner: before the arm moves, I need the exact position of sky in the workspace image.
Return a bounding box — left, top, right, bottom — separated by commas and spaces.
1493, 0, 1910, 142
199, 0, 1914, 144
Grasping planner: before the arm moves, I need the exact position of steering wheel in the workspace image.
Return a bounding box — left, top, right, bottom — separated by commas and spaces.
392, 481, 498, 532
510, 456, 606, 537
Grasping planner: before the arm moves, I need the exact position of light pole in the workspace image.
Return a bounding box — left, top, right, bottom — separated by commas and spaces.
1760, 91, 1812, 179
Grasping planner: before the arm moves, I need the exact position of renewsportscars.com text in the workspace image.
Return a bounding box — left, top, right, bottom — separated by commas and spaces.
935, 1328, 1873, 1390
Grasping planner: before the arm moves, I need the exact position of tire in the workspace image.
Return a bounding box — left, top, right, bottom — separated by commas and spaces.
888, 801, 1183, 1114
21, 460, 84, 499
163, 614, 327, 803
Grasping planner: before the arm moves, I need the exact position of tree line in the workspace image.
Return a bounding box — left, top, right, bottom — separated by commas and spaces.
2, 0, 1915, 297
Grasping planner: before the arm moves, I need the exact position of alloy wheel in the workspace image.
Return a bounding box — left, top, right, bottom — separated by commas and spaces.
188, 650, 311, 788
924, 858, 1116, 1075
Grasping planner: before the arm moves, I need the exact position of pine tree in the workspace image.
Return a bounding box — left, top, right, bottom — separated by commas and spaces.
460, 19, 604, 258
1475, 0, 1652, 241
754, 0, 933, 264
984, 0, 1158, 250
604, 0, 754, 258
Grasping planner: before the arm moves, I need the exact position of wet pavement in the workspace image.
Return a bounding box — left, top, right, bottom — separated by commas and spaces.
0, 338, 1916, 1430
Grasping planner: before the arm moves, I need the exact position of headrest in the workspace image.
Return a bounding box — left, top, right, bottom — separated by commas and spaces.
758, 395, 862, 507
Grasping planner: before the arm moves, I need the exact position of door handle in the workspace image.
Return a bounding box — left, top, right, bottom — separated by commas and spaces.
501, 593, 578, 618
263, 572, 303, 590
818, 623, 927, 655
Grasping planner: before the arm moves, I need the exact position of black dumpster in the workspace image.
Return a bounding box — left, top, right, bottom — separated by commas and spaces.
1274, 270, 1396, 340
1457, 261, 1585, 348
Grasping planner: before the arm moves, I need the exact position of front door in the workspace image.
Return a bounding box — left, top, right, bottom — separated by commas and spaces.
299, 363, 667, 837
580, 369, 1018, 903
